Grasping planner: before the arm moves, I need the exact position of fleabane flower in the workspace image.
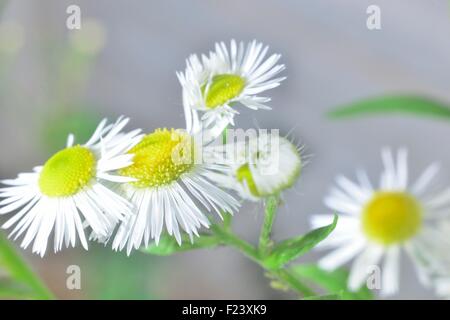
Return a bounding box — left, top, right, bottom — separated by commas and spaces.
311, 148, 450, 296
111, 118, 240, 255
0, 117, 142, 256
209, 131, 302, 201
177, 39, 285, 134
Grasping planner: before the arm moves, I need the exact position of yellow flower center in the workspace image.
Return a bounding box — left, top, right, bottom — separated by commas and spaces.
120, 128, 195, 188
203, 74, 245, 109
39, 146, 96, 197
362, 191, 423, 245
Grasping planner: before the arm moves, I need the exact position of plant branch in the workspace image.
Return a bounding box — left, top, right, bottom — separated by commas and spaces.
258, 194, 279, 255
210, 224, 260, 263
210, 223, 315, 298
271, 268, 315, 297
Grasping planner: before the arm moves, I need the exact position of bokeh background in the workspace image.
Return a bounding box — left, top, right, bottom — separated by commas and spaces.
0, 0, 449, 299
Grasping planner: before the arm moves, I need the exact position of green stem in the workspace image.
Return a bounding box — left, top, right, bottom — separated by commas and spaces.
271, 269, 315, 297
210, 224, 260, 263
222, 213, 232, 231
258, 195, 279, 255
210, 224, 315, 297
0, 232, 54, 299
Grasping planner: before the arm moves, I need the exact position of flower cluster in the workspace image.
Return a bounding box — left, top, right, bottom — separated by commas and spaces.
0, 40, 298, 256
2, 40, 450, 299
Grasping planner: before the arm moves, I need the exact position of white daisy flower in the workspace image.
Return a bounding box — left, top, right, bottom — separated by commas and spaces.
111, 113, 240, 255
177, 39, 285, 134
0, 117, 142, 257
209, 131, 302, 201
311, 148, 450, 297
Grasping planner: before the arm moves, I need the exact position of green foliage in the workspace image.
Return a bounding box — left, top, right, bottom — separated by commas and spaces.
143, 233, 220, 256
291, 264, 374, 300
86, 246, 160, 300
0, 279, 33, 299
0, 232, 53, 299
263, 215, 338, 269
328, 95, 450, 120
141, 209, 339, 298
41, 109, 100, 153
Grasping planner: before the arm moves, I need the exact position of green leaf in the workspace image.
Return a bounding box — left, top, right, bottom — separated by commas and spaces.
142, 233, 220, 256
264, 215, 337, 269
0, 232, 54, 299
291, 264, 373, 300
328, 95, 450, 120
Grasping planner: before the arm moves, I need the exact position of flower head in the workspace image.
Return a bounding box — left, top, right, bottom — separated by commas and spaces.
0, 117, 142, 256
311, 148, 450, 296
177, 40, 285, 134
111, 117, 239, 255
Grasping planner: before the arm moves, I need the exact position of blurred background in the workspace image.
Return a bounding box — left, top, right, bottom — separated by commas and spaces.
0, 0, 449, 299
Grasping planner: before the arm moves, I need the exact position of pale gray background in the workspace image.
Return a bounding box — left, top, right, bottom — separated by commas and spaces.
0, 0, 449, 299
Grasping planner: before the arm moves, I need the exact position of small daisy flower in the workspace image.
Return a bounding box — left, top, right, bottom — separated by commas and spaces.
210, 131, 302, 201
0, 117, 142, 256
177, 39, 285, 133
111, 115, 240, 255
311, 148, 450, 296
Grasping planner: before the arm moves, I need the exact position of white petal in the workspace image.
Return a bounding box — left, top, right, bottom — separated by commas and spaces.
381, 246, 400, 296
411, 163, 440, 195
348, 245, 384, 291
319, 239, 366, 271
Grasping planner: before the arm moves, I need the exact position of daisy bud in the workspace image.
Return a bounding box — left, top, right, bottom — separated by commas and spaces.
213, 131, 302, 201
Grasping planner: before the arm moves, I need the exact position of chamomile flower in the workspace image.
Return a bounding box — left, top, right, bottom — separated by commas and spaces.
177, 39, 285, 134
209, 131, 302, 201
0, 117, 142, 256
311, 148, 450, 296
111, 115, 240, 255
